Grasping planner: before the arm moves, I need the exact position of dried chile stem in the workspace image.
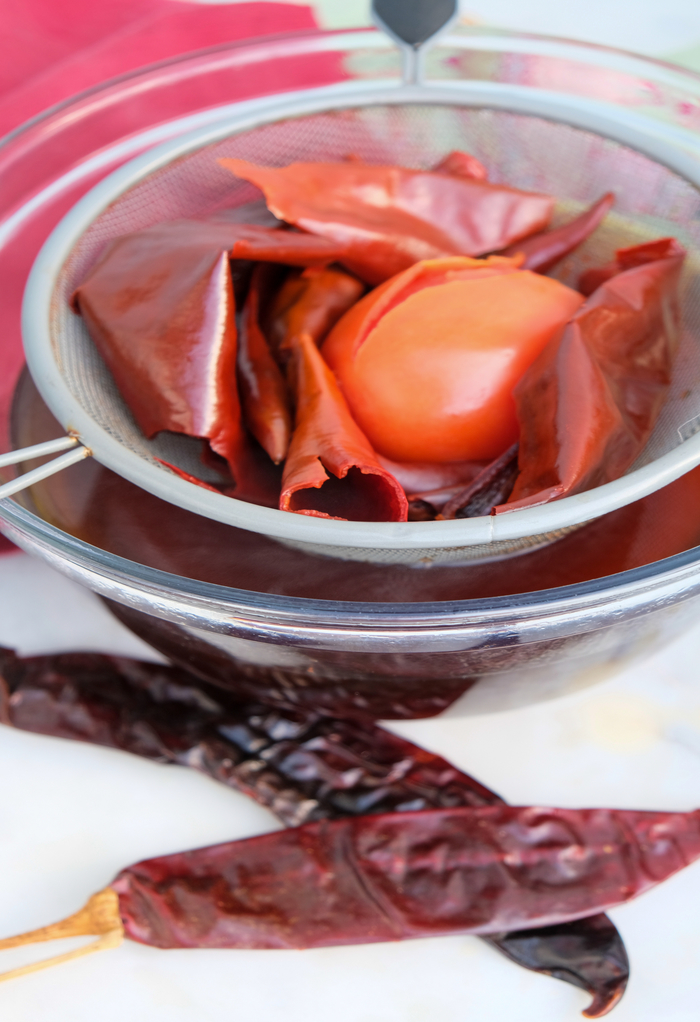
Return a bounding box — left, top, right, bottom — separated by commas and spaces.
441, 443, 520, 519
0, 649, 628, 1012
0, 889, 123, 984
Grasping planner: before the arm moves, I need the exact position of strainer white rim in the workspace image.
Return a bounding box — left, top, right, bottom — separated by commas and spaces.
21, 76, 700, 551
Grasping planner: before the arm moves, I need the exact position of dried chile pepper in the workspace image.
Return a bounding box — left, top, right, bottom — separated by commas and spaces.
0, 647, 630, 1015
482, 916, 629, 1019
0, 648, 500, 822
219, 158, 554, 285
280, 333, 408, 521
4, 804, 696, 964
237, 266, 292, 464
321, 256, 583, 463
73, 221, 316, 503
501, 193, 614, 273
498, 239, 686, 513
433, 150, 489, 181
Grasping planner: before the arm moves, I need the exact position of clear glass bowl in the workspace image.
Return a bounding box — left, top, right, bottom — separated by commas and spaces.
4, 26, 700, 719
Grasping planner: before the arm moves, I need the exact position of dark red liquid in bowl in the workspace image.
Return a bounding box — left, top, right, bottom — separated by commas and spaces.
13, 369, 700, 601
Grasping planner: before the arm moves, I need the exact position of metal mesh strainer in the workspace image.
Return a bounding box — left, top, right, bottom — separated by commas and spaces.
8, 5, 700, 565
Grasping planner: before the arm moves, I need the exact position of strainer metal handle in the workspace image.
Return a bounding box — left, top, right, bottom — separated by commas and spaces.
371, 0, 460, 84
0, 437, 91, 500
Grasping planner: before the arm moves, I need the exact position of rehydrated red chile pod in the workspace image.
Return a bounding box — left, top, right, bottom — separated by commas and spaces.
237, 266, 292, 465
73, 220, 333, 503
266, 265, 366, 360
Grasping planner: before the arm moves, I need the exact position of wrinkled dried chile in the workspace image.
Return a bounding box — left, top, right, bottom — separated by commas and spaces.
482, 916, 629, 1019
114, 804, 700, 949
0, 648, 628, 1015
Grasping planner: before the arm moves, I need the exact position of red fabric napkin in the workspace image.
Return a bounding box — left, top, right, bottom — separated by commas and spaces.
0, 1, 320, 137
0, 0, 321, 555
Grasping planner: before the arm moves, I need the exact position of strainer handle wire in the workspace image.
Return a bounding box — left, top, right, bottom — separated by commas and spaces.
371, 0, 460, 84
0, 437, 91, 500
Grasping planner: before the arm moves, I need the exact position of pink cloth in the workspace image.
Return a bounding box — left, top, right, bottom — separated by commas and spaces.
0, 0, 323, 554
0, 0, 319, 137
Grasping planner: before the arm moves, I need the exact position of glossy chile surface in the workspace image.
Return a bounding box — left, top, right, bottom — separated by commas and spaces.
219, 157, 554, 285
67, 148, 623, 522
113, 804, 700, 948
501, 239, 686, 512
237, 265, 292, 465
321, 255, 583, 463
13, 368, 700, 603
0, 648, 629, 1015
72, 219, 349, 504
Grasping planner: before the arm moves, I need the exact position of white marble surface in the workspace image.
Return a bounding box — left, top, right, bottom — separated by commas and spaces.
1, 551, 700, 1020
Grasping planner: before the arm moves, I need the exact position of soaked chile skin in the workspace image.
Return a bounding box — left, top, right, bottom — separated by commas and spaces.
114, 804, 700, 950
237, 266, 292, 465
321, 255, 583, 464
72, 219, 347, 501
0, 648, 627, 1015
578, 238, 681, 297
501, 193, 615, 274
15, 370, 700, 602
432, 150, 489, 181
442, 443, 520, 519
499, 239, 686, 513
219, 158, 554, 285
280, 332, 408, 521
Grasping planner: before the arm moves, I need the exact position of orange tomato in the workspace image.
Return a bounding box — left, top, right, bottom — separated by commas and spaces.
321, 257, 584, 463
